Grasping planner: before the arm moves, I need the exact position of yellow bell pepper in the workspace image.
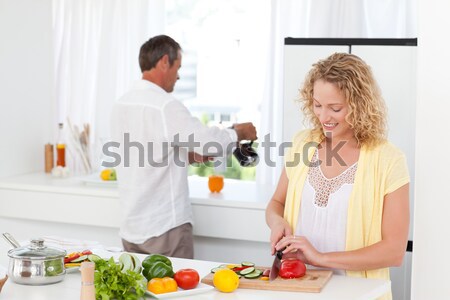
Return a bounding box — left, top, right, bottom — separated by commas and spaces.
147, 277, 178, 294
64, 262, 82, 268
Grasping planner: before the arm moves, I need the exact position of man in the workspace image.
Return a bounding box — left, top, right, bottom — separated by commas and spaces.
110, 35, 257, 258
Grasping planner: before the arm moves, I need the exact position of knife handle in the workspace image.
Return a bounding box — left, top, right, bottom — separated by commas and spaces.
276, 247, 285, 260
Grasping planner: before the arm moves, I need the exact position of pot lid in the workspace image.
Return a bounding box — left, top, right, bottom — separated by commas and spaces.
7, 238, 66, 260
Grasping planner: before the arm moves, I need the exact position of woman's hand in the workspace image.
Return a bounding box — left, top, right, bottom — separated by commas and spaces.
275, 235, 324, 267
269, 220, 292, 255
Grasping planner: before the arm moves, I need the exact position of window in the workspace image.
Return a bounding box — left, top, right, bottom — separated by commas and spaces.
165, 0, 271, 180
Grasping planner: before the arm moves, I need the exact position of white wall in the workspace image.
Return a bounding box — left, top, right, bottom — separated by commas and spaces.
411, 0, 450, 299
0, 0, 54, 178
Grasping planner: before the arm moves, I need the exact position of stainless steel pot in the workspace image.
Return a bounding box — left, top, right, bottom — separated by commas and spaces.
3, 233, 66, 285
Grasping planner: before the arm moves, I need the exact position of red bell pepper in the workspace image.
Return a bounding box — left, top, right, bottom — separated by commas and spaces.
64, 252, 81, 264
232, 266, 250, 272
279, 258, 306, 279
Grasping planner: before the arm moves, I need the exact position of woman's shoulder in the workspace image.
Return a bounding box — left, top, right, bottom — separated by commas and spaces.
365, 140, 406, 160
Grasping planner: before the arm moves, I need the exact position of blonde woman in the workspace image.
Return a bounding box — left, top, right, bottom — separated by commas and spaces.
266, 53, 409, 300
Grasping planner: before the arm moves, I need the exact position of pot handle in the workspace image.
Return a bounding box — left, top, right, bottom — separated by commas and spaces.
2, 232, 21, 249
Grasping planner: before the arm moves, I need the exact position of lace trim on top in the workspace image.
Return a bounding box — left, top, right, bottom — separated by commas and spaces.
307, 149, 358, 208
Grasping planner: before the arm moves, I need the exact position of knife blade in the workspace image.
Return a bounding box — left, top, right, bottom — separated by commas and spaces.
269, 249, 284, 281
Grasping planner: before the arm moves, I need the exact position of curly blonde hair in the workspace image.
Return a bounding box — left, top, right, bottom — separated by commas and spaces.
300, 53, 387, 147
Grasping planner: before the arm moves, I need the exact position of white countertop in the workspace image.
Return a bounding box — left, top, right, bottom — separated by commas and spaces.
0, 251, 390, 300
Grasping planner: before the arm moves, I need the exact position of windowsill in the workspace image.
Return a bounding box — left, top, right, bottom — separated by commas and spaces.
0, 172, 275, 210
188, 176, 274, 209
0, 172, 275, 242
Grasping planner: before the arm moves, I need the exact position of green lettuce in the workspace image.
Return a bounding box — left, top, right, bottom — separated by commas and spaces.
94, 257, 146, 300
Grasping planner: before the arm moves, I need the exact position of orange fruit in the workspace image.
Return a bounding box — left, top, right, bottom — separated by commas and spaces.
100, 169, 116, 181
208, 175, 224, 193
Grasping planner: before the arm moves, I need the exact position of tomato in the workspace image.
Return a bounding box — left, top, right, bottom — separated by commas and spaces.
174, 269, 200, 290
279, 258, 306, 279
81, 250, 92, 255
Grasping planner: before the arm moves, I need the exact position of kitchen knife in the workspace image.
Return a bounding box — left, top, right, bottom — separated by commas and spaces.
269, 249, 284, 281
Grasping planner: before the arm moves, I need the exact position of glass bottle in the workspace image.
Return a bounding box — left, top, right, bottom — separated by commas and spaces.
56, 123, 66, 167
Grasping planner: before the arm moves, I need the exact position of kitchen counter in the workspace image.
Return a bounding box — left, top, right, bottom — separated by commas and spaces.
0, 251, 390, 300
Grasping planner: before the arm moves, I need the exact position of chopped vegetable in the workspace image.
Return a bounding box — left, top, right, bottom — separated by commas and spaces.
64, 262, 81, 268
239, 267, 255, 275
279, 259, 306, 279
87, 254, 101, 263
64, 252, 80, 264
244, 270, 262, 279
64, 250, 100, 268
210, 261, 263, 279
71, 255, 88, 263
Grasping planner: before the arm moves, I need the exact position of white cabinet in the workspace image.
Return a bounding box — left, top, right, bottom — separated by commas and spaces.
282, 38, 417, 300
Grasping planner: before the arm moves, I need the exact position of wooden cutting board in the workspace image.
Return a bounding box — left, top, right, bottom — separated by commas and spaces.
201, 267, 333, 293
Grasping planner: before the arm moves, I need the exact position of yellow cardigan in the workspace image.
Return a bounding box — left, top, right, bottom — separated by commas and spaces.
284, 130, 410, 299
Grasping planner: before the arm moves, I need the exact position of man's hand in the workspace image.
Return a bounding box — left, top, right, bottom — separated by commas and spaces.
188, 152, 213, 164
233, 122, 257, 141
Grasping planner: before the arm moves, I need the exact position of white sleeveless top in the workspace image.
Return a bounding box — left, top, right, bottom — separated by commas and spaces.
295, 149, 358, 275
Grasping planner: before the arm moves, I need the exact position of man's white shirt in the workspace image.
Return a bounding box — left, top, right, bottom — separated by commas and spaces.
110, 80, 237, 243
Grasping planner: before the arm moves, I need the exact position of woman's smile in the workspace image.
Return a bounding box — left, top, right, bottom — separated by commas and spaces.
323, 123, 338, 130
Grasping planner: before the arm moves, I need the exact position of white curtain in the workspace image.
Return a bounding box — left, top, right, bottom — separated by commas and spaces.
53, 0, 164, 173
256, 0, 417, 186
53, 0, 416, 178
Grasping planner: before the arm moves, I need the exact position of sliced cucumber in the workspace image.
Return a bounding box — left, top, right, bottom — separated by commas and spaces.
87, 254, 101, 263
239, 267, 255, 275
71, 255, 88, 263
244, 270, 262, 279
241, 261, 255, 267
